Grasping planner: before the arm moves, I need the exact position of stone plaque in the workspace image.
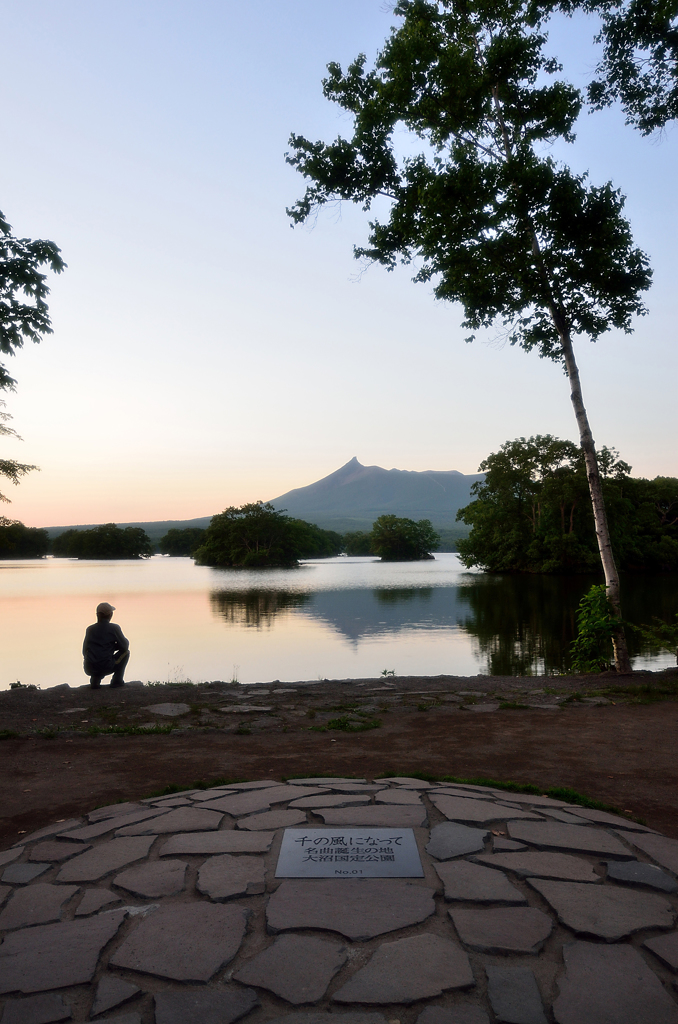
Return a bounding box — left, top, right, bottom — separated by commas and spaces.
275, 828, 423, 878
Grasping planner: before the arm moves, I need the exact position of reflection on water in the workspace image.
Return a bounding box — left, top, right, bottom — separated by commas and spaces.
210, 589, 311, 629
1, 554, 676, 688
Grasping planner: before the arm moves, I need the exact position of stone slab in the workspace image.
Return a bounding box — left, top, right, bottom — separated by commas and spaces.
542, 810, 594, 825
450, 907, 552, 954
197, 854, 266, 898
91, 975, 140, 1016
644, 930, 678, 972
333, 933, 474, 1003
289, 795, 371, 809
435, 788, 497, 802
463, 703, 501, 712
159, 831, 275, 856
430, 795, 543, 826
434, 861, 526, 904
149, 797, 193, 807
381, 777, 436, 787
196, 790, 282, 817
486, 965, 547, 1024
265, 1017, 386, 1024
97, 1016, 140, 1024
154, 986, 259, 1024
620, 831, 678, 874
0, 848, 24, 868
2, 864, 50, 885
234, 933, 347, 1004
473, 852, 601, 882
417, 1008, 490, 1024
224, 780, 285, 790
0, 992, 72, 1024
275, 828, 423, 878
509, 795, 570, 808
0, 885, 11, 907
0, 910, 126, 994
492, 839, 528, 852
314, 806, 427, 828
374, 789, 423, 805
218, 704, 272, 712
426, 822, 489, 860
13, 821, 82, 845
606, 859, 678, 892
56, 837, 154, 881
115, 807, 223, 835
190, 789, 237, 801
74, 888, 121, 915
114, 859, 187, 897
28, 841, 91, 863
237, 809, 307, 830
324, 784, 386, 793
61, 809, 163, 841
0, 883, 79, 931
553, 940, 678, 1024
142, 702, 191, 716
507, 822, 633, 858
564, 807, 656, 831
528, 878, 675, 940
109, 903, 248, 981
287, 779, 367, 786
87, 802, 145, 822
267, 878, 435, 940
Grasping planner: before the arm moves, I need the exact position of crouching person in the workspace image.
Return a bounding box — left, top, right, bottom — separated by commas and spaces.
83, 602, 130, 689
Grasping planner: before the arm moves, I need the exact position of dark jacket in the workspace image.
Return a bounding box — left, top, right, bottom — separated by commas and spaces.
83, 620, 129, 673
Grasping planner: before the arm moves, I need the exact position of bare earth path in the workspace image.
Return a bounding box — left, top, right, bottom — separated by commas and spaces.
2, 674, 678, 846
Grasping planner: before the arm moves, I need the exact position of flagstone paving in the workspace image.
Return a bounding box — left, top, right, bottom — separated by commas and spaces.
1, 780, 677, 1023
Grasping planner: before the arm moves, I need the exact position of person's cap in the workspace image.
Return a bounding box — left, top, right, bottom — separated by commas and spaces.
96, 602, 116, 616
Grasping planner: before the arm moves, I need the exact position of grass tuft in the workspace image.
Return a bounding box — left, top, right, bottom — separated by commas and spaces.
0, 729, 20, 740
311, 715, 382, 733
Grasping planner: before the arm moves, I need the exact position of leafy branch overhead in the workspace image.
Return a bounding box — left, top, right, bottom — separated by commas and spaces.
286, 0, 652, 359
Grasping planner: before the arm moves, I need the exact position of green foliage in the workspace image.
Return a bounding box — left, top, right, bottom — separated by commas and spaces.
0, 209, 65, 392
370, 514, 439, 561
0, 517, 49, 558
194, 502, 342, 568
52, 523, 152, 559
9, 681, 40, 690
343, 530, 374, 555
287, 0, 651, 360
1, 400, 39, 504
570, 584, 616, 672
457, 435, 678, 574
158, 527, 206, 556
311, 715, 382, 732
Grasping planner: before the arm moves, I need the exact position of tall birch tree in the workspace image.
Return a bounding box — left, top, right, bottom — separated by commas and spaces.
286, 0, 652, 672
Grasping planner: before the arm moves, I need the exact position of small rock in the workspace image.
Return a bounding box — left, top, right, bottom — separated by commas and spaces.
332, 933, 474, 1003
234, 933, 347, 1004
197, 854, 266, 899
450, 907, 552, 955
553, 940, 678, 1024
486, 965, 547, 1024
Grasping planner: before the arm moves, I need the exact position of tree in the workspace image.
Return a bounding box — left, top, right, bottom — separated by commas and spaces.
370, 514, 439, 560
0, 400, 38, 504
159, 527, 207, 556
0, 517, 49, 558
1, 209, 65, 393
456, 434, 630, 572
541, 0, 678, 133
52, 523, 152, 559
286, 0, 652, 671
344, 530, 374, 555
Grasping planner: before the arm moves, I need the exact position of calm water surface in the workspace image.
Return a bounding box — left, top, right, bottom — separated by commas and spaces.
1, 553, 675, 689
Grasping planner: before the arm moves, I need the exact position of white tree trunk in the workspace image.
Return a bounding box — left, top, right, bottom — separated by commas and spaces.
560, 331, 632, 674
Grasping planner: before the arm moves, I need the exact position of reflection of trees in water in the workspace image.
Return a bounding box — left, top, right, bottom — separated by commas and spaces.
210, 590, 311, 629
374, 588, 433, 605
457, 573, 678, 675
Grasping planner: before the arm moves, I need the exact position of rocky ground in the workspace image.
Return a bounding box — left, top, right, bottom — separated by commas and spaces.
1, 777, 678, 1023
2, 670, 678, 849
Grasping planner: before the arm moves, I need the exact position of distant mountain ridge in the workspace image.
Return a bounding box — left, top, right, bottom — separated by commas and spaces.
43, 458, 483, 541
269, 457, 484, 532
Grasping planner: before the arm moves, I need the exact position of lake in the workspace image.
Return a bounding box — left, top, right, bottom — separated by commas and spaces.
1, 553, 676, 689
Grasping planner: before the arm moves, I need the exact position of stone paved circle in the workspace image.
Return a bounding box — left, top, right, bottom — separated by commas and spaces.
0, 777, 677, 1022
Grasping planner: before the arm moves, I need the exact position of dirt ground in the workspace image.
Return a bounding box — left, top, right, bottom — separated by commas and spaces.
2, 670, 678, 848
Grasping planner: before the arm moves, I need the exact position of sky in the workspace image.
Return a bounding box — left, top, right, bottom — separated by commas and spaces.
1, 1, 676, 529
